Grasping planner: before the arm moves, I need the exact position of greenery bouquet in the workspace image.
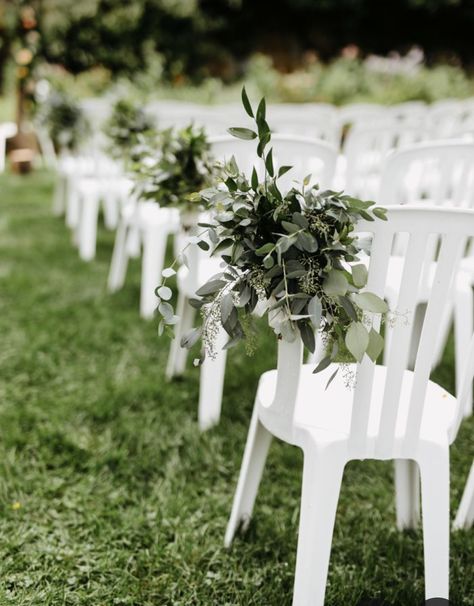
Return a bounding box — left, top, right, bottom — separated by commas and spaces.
103, 98, 155, 161
129, 123, 217, 225
37, 92, 90, 153
157, 88, 389, 381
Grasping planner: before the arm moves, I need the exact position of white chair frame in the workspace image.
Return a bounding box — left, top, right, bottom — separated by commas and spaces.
225, 206, 474, 605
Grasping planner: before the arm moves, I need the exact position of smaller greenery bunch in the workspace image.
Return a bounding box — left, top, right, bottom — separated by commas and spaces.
157, 88, 389, 382
129, 124, 216, 215
103, 98, 155, 160
38, 92, 90, 152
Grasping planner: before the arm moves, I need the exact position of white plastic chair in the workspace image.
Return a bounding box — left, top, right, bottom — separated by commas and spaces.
73, 172, 134, 261
426, 99, 467, 140
390, 100, 427, 121
225, 206, 474, 605
0, 122, 17, 173
343, 120, 426, 198
167, 135, 339, 431
107, 199, 180, 317
266, 104, 342, 147
380, 141, 474, 417
338, 103, 389, 129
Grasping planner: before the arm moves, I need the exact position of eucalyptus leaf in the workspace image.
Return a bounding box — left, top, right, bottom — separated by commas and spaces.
157, 286, 172, 301
159, 301, 174, 322
241, 86, 254, 118
325, 368, 339, 390
352, 263, 368, 288
299, 322, 316, 353
220, 293, 235, 324
162, 267, 176, 278
352, 292, 388, 313
313, 356, 331, 374
308, 295, 322, 329
345, 321, 369, 363
367, 328, 384, 362
227, 127, 257, 140
195, 280, 227, 297
323, 270, 349, 297
180, 327, 202, 349
265, 148, 274, 177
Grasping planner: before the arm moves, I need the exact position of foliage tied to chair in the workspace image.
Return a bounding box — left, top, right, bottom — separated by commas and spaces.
157, 87, 389, 379
103, 98, 155, 161
129, 124, 217, 214
36, 91, 90, 152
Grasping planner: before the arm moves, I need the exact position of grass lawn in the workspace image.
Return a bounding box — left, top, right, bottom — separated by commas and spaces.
0, 171, 473, 605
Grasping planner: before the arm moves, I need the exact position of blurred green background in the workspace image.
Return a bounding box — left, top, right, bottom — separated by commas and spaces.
3, 0, 474, 123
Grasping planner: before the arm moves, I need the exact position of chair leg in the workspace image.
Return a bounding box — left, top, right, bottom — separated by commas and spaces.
454, 281, 473, 417
165, 293, 195, 379
418, 447, 450, 602
394, 459, 421, 530
198, 327, 228, 431
108, 218, 130, 292
292, 445, 345, 606
453, 461, 474, 530
66, 180, 80, 229
78, 192, 100, 262
140, 226, 168, 320
52, 174, 67, 216
224, 406, 272, 547
102, 191, 119, 230
126, 223, 141, 258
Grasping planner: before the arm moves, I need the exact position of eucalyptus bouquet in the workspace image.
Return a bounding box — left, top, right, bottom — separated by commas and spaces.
103, 98, 155, 160
157, 88, 388, 380
37, 92, 90, 152
130, 124, 216, 216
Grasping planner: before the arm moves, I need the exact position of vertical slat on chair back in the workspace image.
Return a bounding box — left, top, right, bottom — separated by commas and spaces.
348, 229, 393, 453
349, 207, 473, 459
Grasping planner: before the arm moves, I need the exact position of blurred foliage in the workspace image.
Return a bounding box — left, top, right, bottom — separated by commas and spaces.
2, 0, 474, 114
130, 124, 217, 212
103, 97, 155, 160
247, 54, 474, 105
35, 91, 90, 151
3, 0, 474, 91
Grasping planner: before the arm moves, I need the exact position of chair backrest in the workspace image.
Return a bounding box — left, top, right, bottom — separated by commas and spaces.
265, 104, 342, 146
209, 134, 338, 192
379, 140, 474, 274
338, 103, 389, 129
380, 140, 474, 208
263, 207, 473, 458
426, 99, 467, 139
343, 120, 426, 198
389, 101, 427, 121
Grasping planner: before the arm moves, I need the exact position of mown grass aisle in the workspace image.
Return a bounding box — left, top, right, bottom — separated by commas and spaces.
0, 172, 473, 605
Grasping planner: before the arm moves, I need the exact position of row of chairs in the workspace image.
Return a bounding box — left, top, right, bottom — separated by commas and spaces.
49, 104, 474, 604
49, 95, 474, 256
82, 95, 474, 142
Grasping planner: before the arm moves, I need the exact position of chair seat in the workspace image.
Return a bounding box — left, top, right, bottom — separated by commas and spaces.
257, 362, 456, 447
